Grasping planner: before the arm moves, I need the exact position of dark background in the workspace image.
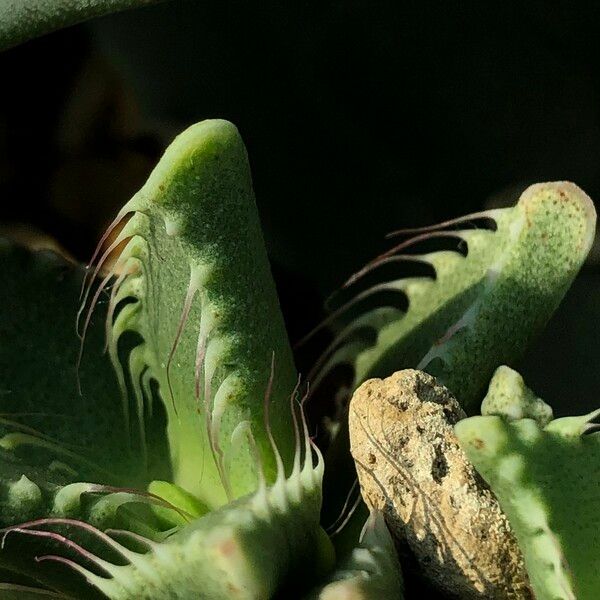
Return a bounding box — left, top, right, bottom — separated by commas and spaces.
1, 0, 599, 413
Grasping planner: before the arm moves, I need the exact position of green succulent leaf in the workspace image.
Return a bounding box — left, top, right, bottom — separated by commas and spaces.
313, 182, 596, 414
307, 510, 403, 600
0, 241, 171, 594
0, 0, 165, 51
0, 120, 305, 597
94, 119, 299, 508
481, 365, 553, 426
0, 240, 153, 487
0, 402, 331, 599
456, 407, 600, 599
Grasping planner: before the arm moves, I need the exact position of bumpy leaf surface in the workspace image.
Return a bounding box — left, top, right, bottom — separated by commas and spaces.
0, 0, 163, 51
457, 409, 600, 599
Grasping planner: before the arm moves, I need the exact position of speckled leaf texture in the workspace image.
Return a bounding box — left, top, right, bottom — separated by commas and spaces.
0, 120, 311, 598
0, 0, 164, 51
313, 182, 596, 414
457, 409, 600, 599
100, 120, 298, 508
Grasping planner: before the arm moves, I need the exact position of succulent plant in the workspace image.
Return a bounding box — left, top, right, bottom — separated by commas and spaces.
457, 372, 600, 600
0, 118, 334, 598
307, 182, 595, 415
1, 3, 599, 598
312, 176, 596, 535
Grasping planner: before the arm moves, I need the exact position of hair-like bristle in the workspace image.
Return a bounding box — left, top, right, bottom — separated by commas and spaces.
264, 354, 286, 484
363, 230, 466, 274
299, 391, 315, 477
165, 274, 200, 417
4, 527, 114, 574
1, 517, 137, 561
79, 209, 132, 302
289, 377, 303, 484
295, 282, 402, 351
385, 210, 494, 238
325, 478, 358, 534
306, 316, 378, 385
77, 231, 134, 338
35, 553, 97, 580
245, 424, 268, 501
76, 270, 114, 395
329, 491, 362, 538
77, 235, 139, 403
342, 253, 434, 289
